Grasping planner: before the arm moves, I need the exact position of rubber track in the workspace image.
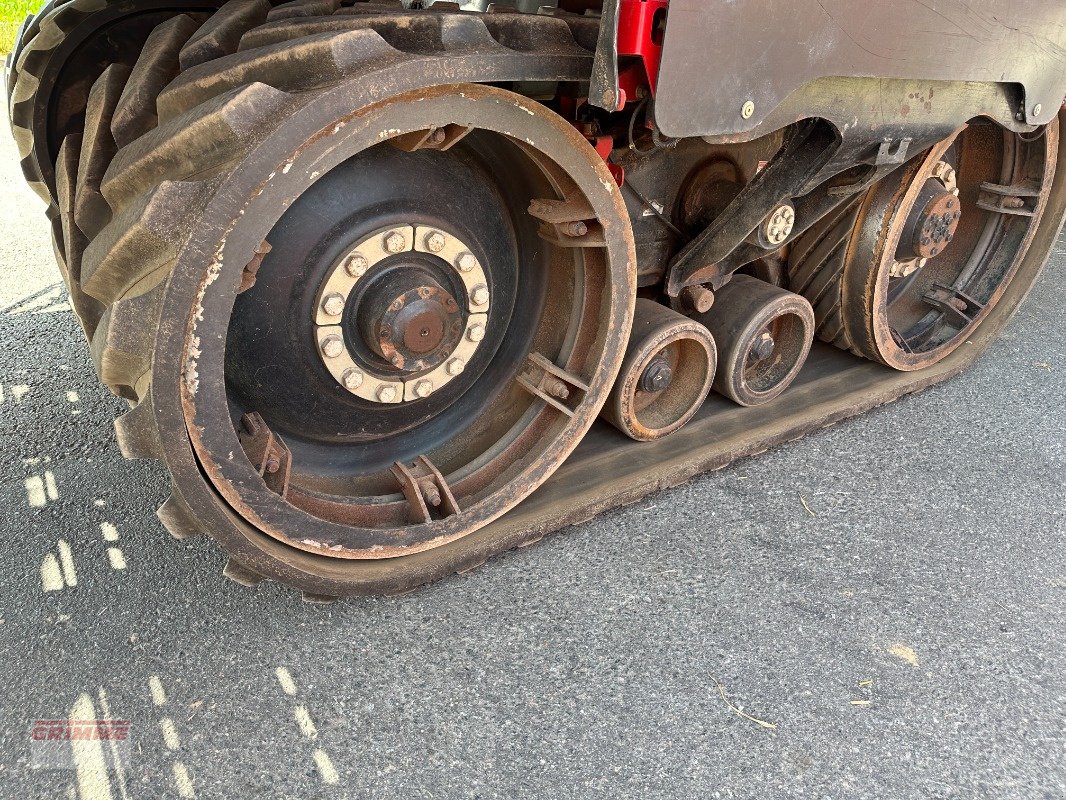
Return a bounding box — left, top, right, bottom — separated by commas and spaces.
38, 5, 597, 595
786, 194, 865, 353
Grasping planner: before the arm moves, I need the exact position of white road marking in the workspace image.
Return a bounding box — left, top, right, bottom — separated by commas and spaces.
312, 749, 340, 785
70, 693, 114, 800
41, 553, 64, 592
275, 667, 297, 696
96, 687, 131, 800
160, 718, 181, 751
57, 539, 77, 587
148, 677, 196, 797
67, 391, 79, 403
26, 470, 59, 507
100, 524, 126, 570
274, 667, 341, 785
293, 706, 318, 741
107, 549, 127, 571
25, 476, 46, 507
172, 763, 195, 800
11, 384, 29, 402
148, 676, 167, 707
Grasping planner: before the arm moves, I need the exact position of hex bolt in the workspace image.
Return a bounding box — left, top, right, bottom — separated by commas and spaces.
320, 335, 344, 359
414, 379, 434, 398
344, 252, 369, 277
471, 284, 490, 306
447, 358, 465, 376
751, 331, 775, 362
741, 100, 755, 119
639, 358, 673, 393
467, 323, 486, 343
377, 385, 398, 402
342, 369, 364, 390
264, 454, 280, 474
1033, 103, 1043, 118
456, 252, 478, 273
321, 292, 346, 317
429, 128, 447, 145
384, 231, 406, 253
425, 231, 446, 253
562, 221, 588, 238
763, 204, 795, 246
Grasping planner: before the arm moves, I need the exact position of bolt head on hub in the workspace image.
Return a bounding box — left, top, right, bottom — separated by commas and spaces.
741, 100, 755, 119
342, 368, 364, 390
425, 231, 446, 253
384, 231, 406, 253
414, 379, 434, 398
471, 285, 490, 307
344, 252, 369, 277
320, 335, 344, 359
447, 358, 465, 376
467, 323, 486, 343
377, 385, 398, 402
456, 252, 478, 273
321, 292, 346, 317
639, 358, 674, 393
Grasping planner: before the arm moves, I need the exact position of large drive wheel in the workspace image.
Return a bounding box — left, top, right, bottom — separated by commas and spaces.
54, 10, 625, 596
789, 119, 1059, 370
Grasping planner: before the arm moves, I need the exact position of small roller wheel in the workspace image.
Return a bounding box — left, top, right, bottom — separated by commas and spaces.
601, 299, 717, 441
693, 275, 814, 407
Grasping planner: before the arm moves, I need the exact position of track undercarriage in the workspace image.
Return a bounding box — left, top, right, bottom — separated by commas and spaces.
7, 0, 1065, 598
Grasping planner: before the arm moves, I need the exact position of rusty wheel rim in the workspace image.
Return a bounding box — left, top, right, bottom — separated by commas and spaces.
842, 119, 1059, 370
174, 85, 634, 560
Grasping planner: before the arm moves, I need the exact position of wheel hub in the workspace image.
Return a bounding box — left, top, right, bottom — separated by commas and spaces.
314, 224, 490, 403
358, 268, 463, 372
910, 190, 962, 259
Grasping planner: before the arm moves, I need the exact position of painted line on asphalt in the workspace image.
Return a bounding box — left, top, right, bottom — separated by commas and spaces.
274, 667, 340, 786
147, 676, 196, 798
100, 523, 127, 571
25, 469, 59, 507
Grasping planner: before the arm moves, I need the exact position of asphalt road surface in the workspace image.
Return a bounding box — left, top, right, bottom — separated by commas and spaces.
0, 114, 1063, 800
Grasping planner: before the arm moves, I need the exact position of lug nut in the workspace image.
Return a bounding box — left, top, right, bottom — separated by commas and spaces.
321, 292, 345, 317
384, 231, 406, 253
467, 323, 486, 343
344, 252, 368, 277
471, 284, 490, 306
447, 358, 465, 376
751, 331, 775, 361
456, 252, 478, 273
342, 369, 363, 390
377, 385, 398, 402
414, 379, 433, 398
320, 335, 344, 359
425, 231, 446, 253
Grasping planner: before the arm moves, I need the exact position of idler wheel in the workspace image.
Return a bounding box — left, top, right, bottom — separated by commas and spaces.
601, 299, 717, 441
692, 275, 814, 407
